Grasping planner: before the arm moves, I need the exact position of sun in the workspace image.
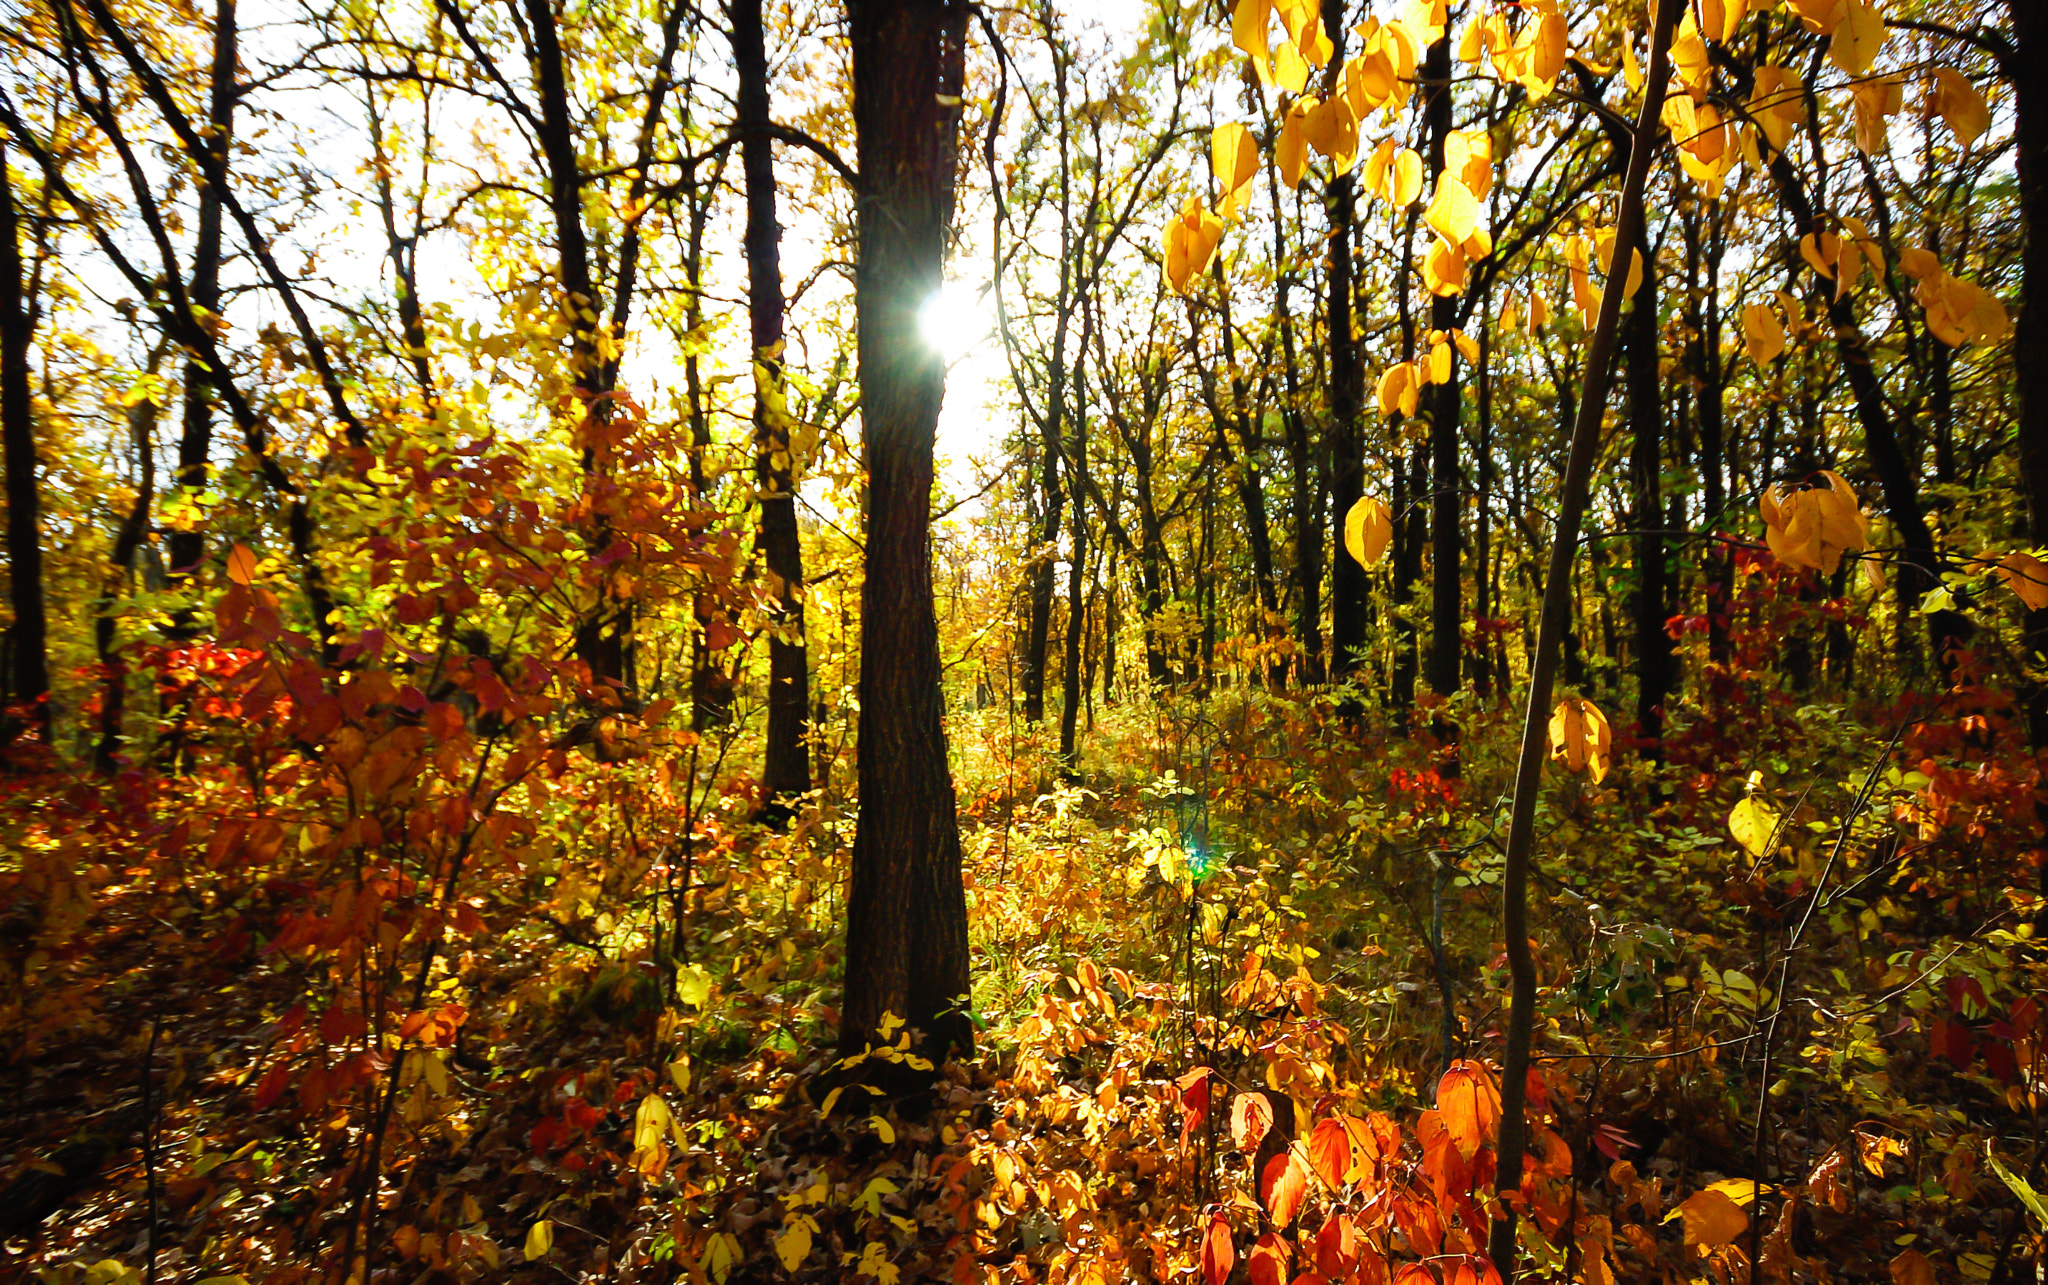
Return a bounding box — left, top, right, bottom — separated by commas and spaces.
919, 278, 993, 365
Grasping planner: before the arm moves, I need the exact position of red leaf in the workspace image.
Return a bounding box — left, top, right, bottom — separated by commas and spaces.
1313, 1213, 1357, 1277
1233, 1091, 1275, 1153
1178, 1067, 1215, 1147
1309, 1117, 1352, 1189
1202, 1216, 1236, 1285
1249, 1232, 1291, 1285
1261, 1152, 1308, 1228
252, 1061, 290, 1111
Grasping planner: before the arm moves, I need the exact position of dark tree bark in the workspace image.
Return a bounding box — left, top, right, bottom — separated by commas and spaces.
1422, 25, 1460, 703
0, 137, 50, 745
839, 0, 974, 1064
1626, 230, 1673, 752
2009, 0, 2048, 743
734, 0, 810, 808
167, 0, 236, 595
1324, 0, 1365, 681
1270, 156, 1323, 685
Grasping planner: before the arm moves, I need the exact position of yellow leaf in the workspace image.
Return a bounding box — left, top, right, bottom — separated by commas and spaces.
1703, 1177, 1772, 1206
1278, 111, 1310, 189
1274, 40, 1310, 93
1391, 148, 1424, 207
1932, 68, 1990, 150
1827, 0, 1884, 77
225, 543, 259, 586
1548, 698, 1613, 783
1424, 173, 1481, 245
1742, 302, 1786, 366
1424, 237, 1467, 297
1345, 496, 1393, 566
633, 1094, 673, 1153
1749, 65, 1806, 152
1998, 551, 2048, 611
1233, 0, 1274, 69
1362, 137, 1398, 200
1375, 362, 1421, 417
1729, 795, 1780, 859
1212, 122, 1260, 219
775, 1221, 813, 1271
524, 1219, 554, 1261
1451, 328, 1479, 363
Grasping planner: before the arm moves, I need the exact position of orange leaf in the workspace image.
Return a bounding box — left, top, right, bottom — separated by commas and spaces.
1890, 1248, 1936, 1285
1309, 1117, 1352, 1189
1261, 1151, 1309, 1227
1676, 1188, 1748, 1248
1248, 1232, 1290, 1285
1233, 1091, 1275, 1153
1202, 1216, 1236, 1285
1177, 1067, 1215, 1147
1313, 1213, 1358, 1277
1435, 1060, 1502, 1159
225, 542, 259, 586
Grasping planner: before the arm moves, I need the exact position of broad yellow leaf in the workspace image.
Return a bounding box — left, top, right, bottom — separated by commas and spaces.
1424, 237, 1467, 297
1344, 496, 1393, 566
1277, 111, 1310, 189
1548, 697, 1613, 783
1375, 362, 1420, 417
1391, 148, 1423, 206
1827, 0, 1884, 77
1932, 68, 1990, 151
1729, 795, 1780, 858
524, 1219, 554, 1260
775, 1220, 813, 1271
1741, 302, 1785, 366
1423, 173, 1481, 245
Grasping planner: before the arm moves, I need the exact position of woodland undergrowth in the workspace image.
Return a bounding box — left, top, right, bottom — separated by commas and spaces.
3, 577, 2046, 1285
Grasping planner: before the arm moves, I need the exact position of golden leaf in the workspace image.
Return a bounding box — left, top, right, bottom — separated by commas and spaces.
1344, 496, 1393, 566
1932, 67, 1990, 151
1997, 551, 2048, 612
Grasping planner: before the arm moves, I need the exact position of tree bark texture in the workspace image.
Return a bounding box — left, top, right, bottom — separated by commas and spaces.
841, 0, 974, 1063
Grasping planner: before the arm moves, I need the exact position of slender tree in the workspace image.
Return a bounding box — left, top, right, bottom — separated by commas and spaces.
734, 0, 810, 809
0, 135, 49, 745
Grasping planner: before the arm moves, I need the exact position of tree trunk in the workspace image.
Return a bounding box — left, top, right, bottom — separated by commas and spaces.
1324, 0, 1365, 681
840, 0, 973, 1064
734, 0, 809, 809
167, 0, 236, 596
1627, 231, 1672, 752
2010, 0, 2048, 743
1423, 25, 1461, 704
0, 137, 50, 746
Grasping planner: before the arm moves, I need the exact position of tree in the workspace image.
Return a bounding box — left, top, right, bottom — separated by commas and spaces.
839, 0, 974, 1063
0, 135, 49, 745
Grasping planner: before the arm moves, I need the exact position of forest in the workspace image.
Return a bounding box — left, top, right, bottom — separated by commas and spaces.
0, 0, 2043, 1281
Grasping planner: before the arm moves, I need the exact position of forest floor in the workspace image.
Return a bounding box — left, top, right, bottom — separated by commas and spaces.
2, 661, 2046, 1285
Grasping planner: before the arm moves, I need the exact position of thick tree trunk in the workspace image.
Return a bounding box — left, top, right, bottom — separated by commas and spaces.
167, 0, 236, 594
0, 137, 50, 745
840, 0, 973, 1064
734, 0, 809, 807
1626, 235, 1673, 752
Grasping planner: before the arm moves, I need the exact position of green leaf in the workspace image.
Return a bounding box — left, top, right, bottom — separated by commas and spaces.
1986, 1150, 2048, 1228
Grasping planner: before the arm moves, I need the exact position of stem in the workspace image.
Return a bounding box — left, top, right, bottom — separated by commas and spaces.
1487, 4, 1680, 1279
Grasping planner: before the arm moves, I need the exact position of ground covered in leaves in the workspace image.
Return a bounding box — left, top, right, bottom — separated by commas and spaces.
3, 649, 2047, 1285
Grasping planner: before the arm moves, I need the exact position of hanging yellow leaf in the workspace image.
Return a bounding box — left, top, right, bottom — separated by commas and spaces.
1728, 795, 1780, 858
1548, 697, 1613, 784
1499, 291, 1520, 333
1213, 122, 1260, 219
1277, 108, 1310, 189
1162, 197, 1224, 295
1741, 301, 1786, 366
1451, 328, 1479, 363
1423, 173, 1481, 246
1528, 293, 1551, 330
1827, 0, 1885, 77
1427, 338, 1453, 385
1390, 148, 1424, 206
1932, 68, 1990, 150
1997, 551, 2048, 611
1274, 40, 1311, 94
1446, 129, 1493, 199
1234, 0, 1275, 74
1749, 65, 1806, 152
1376, 362, 1421, 417
1424, 236, 1468, 297
1344, 496, 1393, 567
